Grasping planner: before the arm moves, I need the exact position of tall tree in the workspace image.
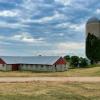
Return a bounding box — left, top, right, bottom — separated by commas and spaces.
86, 33, 100, 64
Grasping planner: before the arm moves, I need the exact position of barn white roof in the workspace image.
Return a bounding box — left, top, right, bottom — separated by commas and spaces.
0, 56, 61, 65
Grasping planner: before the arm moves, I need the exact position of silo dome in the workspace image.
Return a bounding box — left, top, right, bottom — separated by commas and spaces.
87, 17, 100, 24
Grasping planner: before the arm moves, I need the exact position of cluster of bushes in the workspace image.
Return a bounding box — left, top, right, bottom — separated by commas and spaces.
86, 33, 100, 64
64, 55, 88, 68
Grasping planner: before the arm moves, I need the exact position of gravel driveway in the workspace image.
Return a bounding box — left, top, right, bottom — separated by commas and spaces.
0, 77, 100, 83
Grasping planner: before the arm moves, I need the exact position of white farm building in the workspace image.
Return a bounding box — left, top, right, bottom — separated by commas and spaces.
0, 56, 68, 72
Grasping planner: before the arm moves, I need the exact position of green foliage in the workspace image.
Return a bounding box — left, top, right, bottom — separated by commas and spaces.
86, 33, 100, 63
79, 58, 88, 67
70, 56, 79, 67
64, 55, 88, 68
64, 55, 70, 62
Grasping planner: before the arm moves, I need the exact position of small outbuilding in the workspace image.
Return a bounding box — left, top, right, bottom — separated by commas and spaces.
0, 56, 68, 72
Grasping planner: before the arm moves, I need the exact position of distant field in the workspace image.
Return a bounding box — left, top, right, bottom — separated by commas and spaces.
0, 82, 100, 100
0, 65, 100, 77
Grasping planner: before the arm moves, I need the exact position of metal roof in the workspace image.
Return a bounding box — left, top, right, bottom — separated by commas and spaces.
0, 56, 61, 65
87, 17, 100, 24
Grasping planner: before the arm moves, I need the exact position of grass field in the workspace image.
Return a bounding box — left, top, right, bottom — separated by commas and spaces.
0, 65, 100, 77
0, 65, 100, 100
0, 82, 99, 100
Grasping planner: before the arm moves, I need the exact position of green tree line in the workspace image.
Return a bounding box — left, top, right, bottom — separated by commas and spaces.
64, 55, 88, 68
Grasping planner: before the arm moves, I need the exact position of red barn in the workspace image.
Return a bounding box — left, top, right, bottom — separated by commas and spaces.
0, 56, 68, 71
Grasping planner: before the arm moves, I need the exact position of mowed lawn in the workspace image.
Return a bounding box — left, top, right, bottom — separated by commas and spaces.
0, 82, 100, 100
0, 65, 100, 77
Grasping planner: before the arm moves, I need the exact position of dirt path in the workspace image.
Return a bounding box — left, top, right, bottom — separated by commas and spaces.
0, 77, 100, 83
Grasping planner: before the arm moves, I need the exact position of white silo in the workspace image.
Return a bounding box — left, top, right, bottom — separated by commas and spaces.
86, 17, 100, 38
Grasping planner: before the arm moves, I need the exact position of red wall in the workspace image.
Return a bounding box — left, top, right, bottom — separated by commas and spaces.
0, 58, 6, 64
54, 57, 66, 65
12, 64, 19, 71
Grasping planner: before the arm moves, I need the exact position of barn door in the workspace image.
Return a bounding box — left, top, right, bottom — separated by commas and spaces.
55, 65, 57, 71
12, 64, 19, 71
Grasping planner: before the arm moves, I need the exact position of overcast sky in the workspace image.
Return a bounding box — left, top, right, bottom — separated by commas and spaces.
0, 0, 100, 57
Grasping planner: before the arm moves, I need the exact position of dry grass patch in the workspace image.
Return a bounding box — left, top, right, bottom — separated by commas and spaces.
0, 82, 100, 100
